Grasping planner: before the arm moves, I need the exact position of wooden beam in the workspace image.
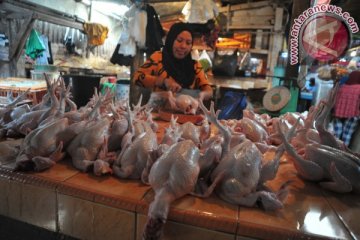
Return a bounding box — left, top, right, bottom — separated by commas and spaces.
9, 14, 34, 61
266, 7, 284, 85
249, 48, 269, 55
32, 12, 83, 30
228, 25, 274, 30
1, 0, 84, 30
255, 30, 263, 49
226, 4, 230, 32
4, 12, 29, 19
219, 0, 271, 12
14, 19, 35, 62
232, 6, 274, 17
231, 16, 274, 25
285, 0, 310, 88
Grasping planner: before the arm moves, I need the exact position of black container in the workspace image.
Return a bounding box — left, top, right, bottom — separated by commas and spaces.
62, 74, 102, 107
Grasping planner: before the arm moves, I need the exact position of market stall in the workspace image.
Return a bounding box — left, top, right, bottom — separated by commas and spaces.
1, 1, 360, 240
0, 119, 359, 240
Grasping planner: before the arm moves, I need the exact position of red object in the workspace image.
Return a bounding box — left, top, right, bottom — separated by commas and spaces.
108, 76, 116, 83
334, 84, 360, 118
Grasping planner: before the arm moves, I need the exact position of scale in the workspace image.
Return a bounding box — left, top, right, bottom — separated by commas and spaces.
262, 86, 291, 112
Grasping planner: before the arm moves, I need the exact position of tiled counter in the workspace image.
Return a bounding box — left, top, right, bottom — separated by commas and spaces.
0, 132, 359, 240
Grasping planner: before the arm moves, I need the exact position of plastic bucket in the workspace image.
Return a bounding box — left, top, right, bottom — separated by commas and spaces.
31, 70, 60, 82
116, 79, 130, 101
62, 74, 102, 107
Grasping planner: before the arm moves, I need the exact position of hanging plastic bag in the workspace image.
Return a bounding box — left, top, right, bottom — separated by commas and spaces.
25, 29, 46, 60
118, 27, 136, 57
198, 50, 212, 72
182, 0, 219, 24
212, 49, 238, 76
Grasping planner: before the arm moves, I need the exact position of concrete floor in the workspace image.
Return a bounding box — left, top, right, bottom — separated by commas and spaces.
0, 215, 77, 240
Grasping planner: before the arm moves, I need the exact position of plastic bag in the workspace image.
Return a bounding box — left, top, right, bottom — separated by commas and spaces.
182, 0, 219, 24
199, 50, 212, 66
218, 91, 247, 120
212, 49, 238, 76
25, 29, 46, 59
198, 50, 212, 72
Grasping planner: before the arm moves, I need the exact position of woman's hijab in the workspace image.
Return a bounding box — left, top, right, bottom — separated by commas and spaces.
162, 22, 195, 88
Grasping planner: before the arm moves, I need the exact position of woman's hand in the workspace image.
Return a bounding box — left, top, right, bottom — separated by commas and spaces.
198, 85, 213, 102
198, 91, 206, 102
164, 78, 182, 93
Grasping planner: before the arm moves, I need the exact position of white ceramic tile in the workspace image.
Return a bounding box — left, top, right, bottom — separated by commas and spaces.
93, 203, 135, 240
21, 184, 57, 231
58, 193, 94, 240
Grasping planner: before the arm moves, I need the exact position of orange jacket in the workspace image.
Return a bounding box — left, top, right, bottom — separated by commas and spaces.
134, 51, 210, 91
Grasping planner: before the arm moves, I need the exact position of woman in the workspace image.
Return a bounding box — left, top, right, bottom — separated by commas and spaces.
134, 22, 213, 101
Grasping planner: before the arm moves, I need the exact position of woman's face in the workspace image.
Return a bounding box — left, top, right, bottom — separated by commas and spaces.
172, 31, 192, 59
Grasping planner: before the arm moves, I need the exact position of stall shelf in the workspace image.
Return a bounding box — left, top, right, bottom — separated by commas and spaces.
0, 120, 359, 240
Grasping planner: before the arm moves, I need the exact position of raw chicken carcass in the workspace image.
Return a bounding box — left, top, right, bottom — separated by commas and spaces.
142, 140, 200, 240
107, 104, 129, 152
173, 94, 199, 115
147, 91, 200, 115
0, 89, 30, 124
66, 117, 112, 174
278, 117, 360, 193
15, 118, 69, 171
234, 118, 269, 143
197, 101, 289, 211
112, 104, 158, 183
0, 139, 22, 165
66, 87, 115, 175
165, 114, 210, 146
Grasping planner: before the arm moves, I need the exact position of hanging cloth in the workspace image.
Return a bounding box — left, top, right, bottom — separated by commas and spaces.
110, 43, 133, 66
25, 29, 46, 60
118, 27, 137, 57
83, 23, 109, 46
145, 4, 165, 56
334, 84, 360, 118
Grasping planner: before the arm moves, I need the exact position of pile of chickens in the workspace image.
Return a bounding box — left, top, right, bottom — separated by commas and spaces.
1, 75, 359, 240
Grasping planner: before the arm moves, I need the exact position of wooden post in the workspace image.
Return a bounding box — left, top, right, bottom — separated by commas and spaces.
284, 0, 310, 87
129, 48, 147, 107
282, 0, 310, 113
267, 7, 284, 89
